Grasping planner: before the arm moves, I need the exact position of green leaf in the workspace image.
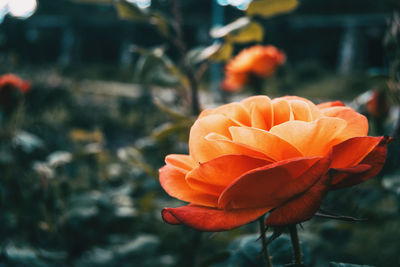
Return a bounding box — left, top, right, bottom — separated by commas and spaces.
117, 146, 158, 177
152, 120, 192, 142
210, 42, 233, 62
115, 1, 148, 21
153, 97, 189, 120
246, 0, 299, 18
210, 17, 251, 39
185, 43, 224, 65
226, 21, 264, 43
133, 47, 181, 86
149, 12, 170, 37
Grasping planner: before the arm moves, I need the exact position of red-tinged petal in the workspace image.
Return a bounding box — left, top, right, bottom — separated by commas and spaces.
159, 165, 218, 207
218, 157, 322, 210
321, 106, 368, 139
186, 154, 271, 194
162, 204, 271, 231
270, 155, 331, 202
269, 117, 347, 157
265, 170, 332, 226
331, 164, 372, 174
189, 114, 238, 163
241, 95, 273, 130
272, 99, 293, 126
331, 136, 383, 169
229, 126, 303, 161
165, 154, 197, 172
330, 139, 388, 189
317, 101, 345, 109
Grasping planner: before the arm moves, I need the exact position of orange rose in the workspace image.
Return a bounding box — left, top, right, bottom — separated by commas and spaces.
222, 45, 285, 92
159, 96, 389, 231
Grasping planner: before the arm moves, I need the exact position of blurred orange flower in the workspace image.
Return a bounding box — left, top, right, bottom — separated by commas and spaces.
367, 89, 389, 118
160, 95, 389, 231
222, 45, 286, 92
0, 73, 31, 111
0, 73, 31, 93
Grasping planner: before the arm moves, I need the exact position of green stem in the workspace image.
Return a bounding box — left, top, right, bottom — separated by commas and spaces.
289, 224, 303, 264
258, 215, 273, 267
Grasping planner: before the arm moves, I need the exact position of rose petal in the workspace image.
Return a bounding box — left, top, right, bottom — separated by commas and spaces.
218, 157, 322, 210
331, 136, 383, 168
272, 99, 294, 126
269, 117, 347, 156
331, 137, 390, 189
289, 100, 312, 121
212, 102, 251, 126
265, 169, 332, 226
321, 106, 368, 139
279, 96, 322, 120
165, 154, 197, 172
330, 139, 388, 189
205, 133, 273, 160
317, 101, 345, 109
159, 165, 218, 207
162, 204, 271, 231
189, 114, 238, 163
186, 154, 271, 194
241, 95, 273, 130
229, 126, 303, 161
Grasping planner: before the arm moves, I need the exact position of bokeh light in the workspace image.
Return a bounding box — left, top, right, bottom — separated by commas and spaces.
8, 0, 37, 18
217, 0, 252, 10
127, 0, 151, 9
0, 0, 37, 22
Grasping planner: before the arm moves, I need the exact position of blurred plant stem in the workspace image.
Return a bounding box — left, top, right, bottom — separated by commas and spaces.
258, 215, 273, 267
171, 0, 200, 116
289, 224, 303, 265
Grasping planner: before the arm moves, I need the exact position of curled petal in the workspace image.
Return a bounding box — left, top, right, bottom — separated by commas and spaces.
159, 165, 218, 207
205, 133, 273, 160
241, 95, 273, 130
189, 114, 238, 163
218, 156, 323, 210
229, 126, 303, 161
321, 106, 368, 140
272, 99, 293, 126
212, 102, 251, 126
269, 117, 347, 156
278, 96, 322, 120
165, 154, 197, 172
330, 137, 389, 189
162, 204, 271, 231
289, 100, 313, 121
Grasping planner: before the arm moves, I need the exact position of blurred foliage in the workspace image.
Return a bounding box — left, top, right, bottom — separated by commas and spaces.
246, 0, 299, 18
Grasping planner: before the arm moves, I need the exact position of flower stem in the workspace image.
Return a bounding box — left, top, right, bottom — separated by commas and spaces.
289, 224, 303, 264
258, 215, 273, 267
